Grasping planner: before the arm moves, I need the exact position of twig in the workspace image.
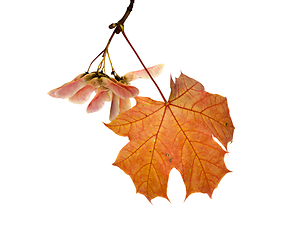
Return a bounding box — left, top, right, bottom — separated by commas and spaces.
109, 0, 135, 34
87, 1, 135, 72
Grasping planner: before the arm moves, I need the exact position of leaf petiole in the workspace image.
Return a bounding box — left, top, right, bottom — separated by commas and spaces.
121, 30, 167, 103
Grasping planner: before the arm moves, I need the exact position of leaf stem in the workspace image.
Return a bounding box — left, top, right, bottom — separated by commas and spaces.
121, 30, 167, 103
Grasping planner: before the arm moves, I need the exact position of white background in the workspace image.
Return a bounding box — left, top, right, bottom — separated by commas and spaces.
1, 0, 293, 239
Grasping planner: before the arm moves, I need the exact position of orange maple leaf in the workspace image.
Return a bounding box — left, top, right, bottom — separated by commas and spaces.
106, 73, 234, 202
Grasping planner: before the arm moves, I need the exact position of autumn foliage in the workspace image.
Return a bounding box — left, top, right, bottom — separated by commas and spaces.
106, 73, 234, 201
48, 1, 234, 203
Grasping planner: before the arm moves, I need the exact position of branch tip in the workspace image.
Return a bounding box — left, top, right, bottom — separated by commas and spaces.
109, 0, 135, 34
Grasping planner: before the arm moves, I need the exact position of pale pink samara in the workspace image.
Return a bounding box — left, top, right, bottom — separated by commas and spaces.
48, 64, 164, 120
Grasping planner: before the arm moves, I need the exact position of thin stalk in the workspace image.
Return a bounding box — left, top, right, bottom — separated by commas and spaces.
88, 0, 135, 72
87, 50, 104, 73
87, 30, 116, 72
107, 51, 113, 71
122, 30, 167, 103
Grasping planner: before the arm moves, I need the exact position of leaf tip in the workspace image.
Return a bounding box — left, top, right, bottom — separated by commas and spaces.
103, 121, 111, 129
112, 161, 118, 167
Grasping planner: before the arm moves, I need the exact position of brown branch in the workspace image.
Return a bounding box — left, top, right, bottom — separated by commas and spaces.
109, 0, 135, 34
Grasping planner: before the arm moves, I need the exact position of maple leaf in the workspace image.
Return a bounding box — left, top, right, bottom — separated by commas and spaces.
106, 73, 234, 202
